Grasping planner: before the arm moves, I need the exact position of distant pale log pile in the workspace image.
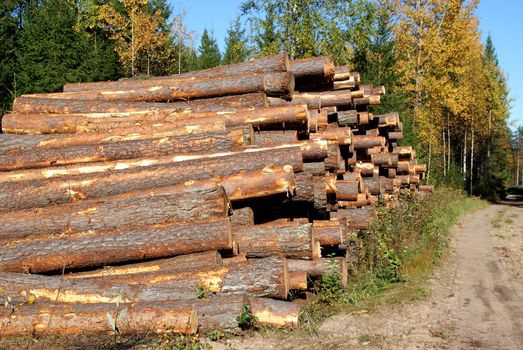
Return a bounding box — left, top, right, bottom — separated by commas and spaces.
0, 52, 432, 336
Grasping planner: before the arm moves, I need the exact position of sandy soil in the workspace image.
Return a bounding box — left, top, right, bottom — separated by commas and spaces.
214, 196, 523, 350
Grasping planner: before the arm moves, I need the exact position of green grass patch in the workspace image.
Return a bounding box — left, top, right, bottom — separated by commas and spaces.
306, 187, 487, 324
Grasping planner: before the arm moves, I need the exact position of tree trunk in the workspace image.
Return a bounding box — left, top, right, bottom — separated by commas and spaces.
28, 72, 295, 102
0, 301, 198, 336
3, 104, 308, 134
0, 181, 229, 240
289, 56, 334, 78
11, 93, 268, 114
0, 130, 242, 171
330, 208, 374, 230
64, 258, 289, 300
0, 144, 304, 185
68, 251, 223, 279
64, 53, 289, 92
248, 297, 301, 328
230, 207, 254, 228
352, 135, 386, 149
253, 130, 298, 145
312, 220, 344, 245
362, 177, 386, 195
234, 223, 320, 259
0, 218, 232, 273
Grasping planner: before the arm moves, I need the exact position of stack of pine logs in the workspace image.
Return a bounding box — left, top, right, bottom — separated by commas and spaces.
0, 53, 431, 337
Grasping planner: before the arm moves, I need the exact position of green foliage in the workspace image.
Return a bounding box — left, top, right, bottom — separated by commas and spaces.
315, 258, 343, 305
0, 0, 19, 113
222, 17, 249, 65
195, 284, 206, 299
197, 28, 221, 69
207, 330, 225, 342
235, 304, 257, 330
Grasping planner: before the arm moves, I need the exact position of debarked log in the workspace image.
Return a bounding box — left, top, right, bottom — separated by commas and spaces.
289, 56, 335, 78
0, 218, 232, 273
0, 181, 229, 240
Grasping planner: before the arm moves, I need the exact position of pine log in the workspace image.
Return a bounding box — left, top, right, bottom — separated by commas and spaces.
384, 178, 401, 194
387, 168, 397, 178
333, 80, 356, 89
373, 112, 399, 127
388, 131, 404, 141
68, 251, 223, 279
335, 180, 360, 201
300, 139, 329, 160
248, 297, 301, 328
338, 194, 367, 208
63, 53, 290, 92
288, 270, 308, 290
0, 121, 227, 150
0, 144, 303, 184
409, 174, 420, 184
294, 172, 315, 202
366, 128, 380, 136
324, 142, 341, 171
63, 258, 288, 300
267, 96, 321, 110
309, 126, 352, 145
0, 163, 294, 212
234, 223, 320, 259
371, 152, 392, 166
355, 162, 379, 177
302, 162, 326, 176
312, 220, 343, 245
353, 95, 380, 106
396, 160, 412, 174
0, 258, 287, 301
253, 130, 298, 145
287, 257, 347, 288
292, 90, 354, 108
196, 295, 247, 334
230, 207, 255, 228
0, 301, 198, 336
0, 130, 242, 171
397, 175, 411, 185
333, 65, 352, 81
2, 104, 309, 134
290, 56, 335, 78
0, 181, 228, 240
352, 135, 386, 149
0, 218, 232, 273
362, 176, 386, 195
392, 146, 415, 159
33, 72, 295, 102
331, 208, 374, 230
11, 93, 268, 115
414, 164, 427, 174
336, 110, 358, 126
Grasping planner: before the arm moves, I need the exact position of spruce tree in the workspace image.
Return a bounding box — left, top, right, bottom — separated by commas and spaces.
197, 28, 221, 69
222, 17, 249, 65
0, 0, 18, 113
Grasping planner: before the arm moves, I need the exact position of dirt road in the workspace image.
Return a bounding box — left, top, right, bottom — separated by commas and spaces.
217, 196, 523, 350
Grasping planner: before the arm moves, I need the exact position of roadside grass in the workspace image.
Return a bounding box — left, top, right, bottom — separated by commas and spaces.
305, 187, 487, 326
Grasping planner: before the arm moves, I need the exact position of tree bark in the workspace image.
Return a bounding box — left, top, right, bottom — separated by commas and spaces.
0, 301, 198, 336
253, 130, 298, 145
330, 208, 374, 230
335, 180, 360, 201
312, 220, 344, 245
33, 72, 294, 102
3, 104, 308, 134
11, 93, 268, 115
0, 130, 242, 171
352, 135, 386, 149
0, 218, 232, 273
68, 251, 223, 279
0, 144, 304, 185
63, 53, 290, 92
0, 181, 229, 240
230, 207, 254, 228
362, 177, 386, 195
289, 56, 335, 78
234, 223, 319, 259
248, 297, 301, 328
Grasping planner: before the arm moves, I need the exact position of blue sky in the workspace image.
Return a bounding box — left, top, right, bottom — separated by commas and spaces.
174, 0, 522, 128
